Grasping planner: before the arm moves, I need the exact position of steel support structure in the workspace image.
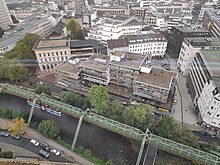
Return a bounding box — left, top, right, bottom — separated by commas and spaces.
136, 129, 150, 165
27, 98, 38, 126
71, 110, 87, 151
0, 83, 220, 165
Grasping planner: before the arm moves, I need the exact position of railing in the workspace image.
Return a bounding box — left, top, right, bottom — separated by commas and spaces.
0, 83, 220, 165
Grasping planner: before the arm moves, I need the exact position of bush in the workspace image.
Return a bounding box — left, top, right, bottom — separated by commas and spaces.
34, 85, 51, 95
37, 120, 60, 139
0, 107, 13, 118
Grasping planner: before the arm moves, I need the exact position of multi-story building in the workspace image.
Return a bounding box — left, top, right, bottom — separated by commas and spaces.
33, 39, 99, 72
134, 66, 176, 103
88, 15, 147, 43
187, 50, 220, 129
166, 26, 212, 58
0, 0, 13, 30
198, 2, 215, 21
203, 10, 220, 38
80, 54, 110, 86
107, 33, 167, 59
54, 51, 177, 111
177, 37, 220, 75
92, 5, 130, 16
0, 14, 54, 54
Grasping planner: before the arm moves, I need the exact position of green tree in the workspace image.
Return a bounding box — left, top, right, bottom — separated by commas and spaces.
66, 18, 84, 39
0, 27, 4, 38
110, 100, 123, 121
37, 120, 60, 139
34, 85, 51, 95
122, 105, 155, 131
88, 85, 109, 113
6, 62, 28, 81
11, 14, 19, 23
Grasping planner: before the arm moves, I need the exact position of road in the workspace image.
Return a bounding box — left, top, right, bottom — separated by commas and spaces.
0, 136, 71, 162
193, 131, 220, 146
142, 145, 157, 165
0, 94, 137, 165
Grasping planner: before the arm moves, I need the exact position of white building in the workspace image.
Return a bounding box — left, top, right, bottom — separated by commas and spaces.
0, 0, 13, 30
88, 15, 147, 43
198, 2, 215, 21
188, 50, 220, 130
107, 33, 167, 59
0, 14, 54, 54
177, 37, 220, 76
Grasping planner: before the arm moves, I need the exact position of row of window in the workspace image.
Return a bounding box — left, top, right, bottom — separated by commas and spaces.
129, 43, 166, 48
39, 56, 68, 63
38, 51, 68, 57
130, 50, 165, 54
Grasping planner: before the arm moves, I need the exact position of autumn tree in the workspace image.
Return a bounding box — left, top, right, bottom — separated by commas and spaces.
9, 118, 27, 135
88, 85, 109, 113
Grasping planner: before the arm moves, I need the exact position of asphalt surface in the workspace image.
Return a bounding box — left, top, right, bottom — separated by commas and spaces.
193, 131, 220, 146
142, 145, 157, 165
0, 135, 71, 162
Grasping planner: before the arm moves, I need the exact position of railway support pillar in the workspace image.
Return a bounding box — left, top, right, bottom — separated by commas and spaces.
71, 110, 88, 151
136, 129, 150, 165
27, 98, 38, 126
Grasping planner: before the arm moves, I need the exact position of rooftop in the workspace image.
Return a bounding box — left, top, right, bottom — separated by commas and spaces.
69, 39, 98, 49
110, 51, 147, 70
185, 37, 220, 47
80, 53, 110, 72
135, 67, 177, 89
201, 49, 220, 76
33, 39, 68, 49
107, 38, 128, 49
127, 33, 166, 43
174, 26, 210, 33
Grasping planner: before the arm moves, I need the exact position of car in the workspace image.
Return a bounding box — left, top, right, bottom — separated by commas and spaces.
40, 143, 51, 152
39, 149, 50, 158
0, 132, 10, 137
11, 134, 21, 140
50, 148, 61, 156
200, 131, 210, 136
30, 139, 40, 147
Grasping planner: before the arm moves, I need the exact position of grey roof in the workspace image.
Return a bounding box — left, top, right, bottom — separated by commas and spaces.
185, 37, 220, 47
69, 39, 98, 48
52, 21, 66, 35
201, 50, 220, 76
174, 26, 210, 33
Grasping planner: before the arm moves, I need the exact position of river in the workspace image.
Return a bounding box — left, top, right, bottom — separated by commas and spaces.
0, 93, 137, 165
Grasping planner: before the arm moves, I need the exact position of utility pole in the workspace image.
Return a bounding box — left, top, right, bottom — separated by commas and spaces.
27, 98, 38, 126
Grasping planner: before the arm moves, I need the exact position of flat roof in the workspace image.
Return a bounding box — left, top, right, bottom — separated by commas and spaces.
127, 33, 166, 43
70, 39, 98, 48
201, 50, 220, 76
185, 37, 220, 47
110, 51, 147, 70
34, 39, 68, 49
55, 62, 80, 76
80, 53, 110, 72
107, 38, 128, 49
135, 67, 177, 89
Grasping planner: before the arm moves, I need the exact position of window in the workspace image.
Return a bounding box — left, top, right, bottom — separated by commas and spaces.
39, 53, 42, 57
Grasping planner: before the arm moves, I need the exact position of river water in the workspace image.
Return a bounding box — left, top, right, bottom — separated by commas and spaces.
0, 94, 137, 165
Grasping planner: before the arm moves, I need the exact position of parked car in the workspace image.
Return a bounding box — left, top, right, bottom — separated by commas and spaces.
39, 149, 50, 158
0, 132, 10, 137
11, 134, 21, 140
30, 139, 40, 147
40, 143, 51, 152
200, 131, 210, 136
50, 148, 61, 156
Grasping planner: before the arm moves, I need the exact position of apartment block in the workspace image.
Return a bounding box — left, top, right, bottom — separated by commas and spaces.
0, 0, 13, 30
107, 33, 167, 59
188, 50, 220, 129
177, 37, 220, 76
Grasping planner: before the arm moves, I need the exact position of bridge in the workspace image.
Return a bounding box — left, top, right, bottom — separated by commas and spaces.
0, 83, 219, 165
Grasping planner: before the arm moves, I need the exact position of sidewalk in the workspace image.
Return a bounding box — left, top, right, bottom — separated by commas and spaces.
0, 118, 95, 165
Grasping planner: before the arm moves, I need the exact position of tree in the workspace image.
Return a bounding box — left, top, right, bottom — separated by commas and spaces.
66, 18, 84, 39
11, 14, 19, 23
88, 85, 109, 113
0, 27, 4, 38
110, 100, 123, 121
34, 85, 51, 95
37, 120, 60, 139
122, 105, 155, 131
8, 118, 27, 135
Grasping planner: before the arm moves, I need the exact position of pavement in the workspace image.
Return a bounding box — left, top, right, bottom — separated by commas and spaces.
0, 118, 95, 165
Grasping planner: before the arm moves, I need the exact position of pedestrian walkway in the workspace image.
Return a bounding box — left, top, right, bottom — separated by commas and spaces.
0, 118, 95, 165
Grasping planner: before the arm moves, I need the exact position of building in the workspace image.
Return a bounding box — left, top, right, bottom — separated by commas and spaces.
0, 0, 13, 30
0, 14, 54, 54
177, 37, 220, 75
166, 26, 212, 58
107, 33, 167, 59
54, 51, 177, 111
49, 21, 68, 39
33, 39, 99, 72
92, 5, 130, 16
88, 15, 147, 43
187, 50, 220, 129
203, 10, 220, 38
198, 2, 215, 21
